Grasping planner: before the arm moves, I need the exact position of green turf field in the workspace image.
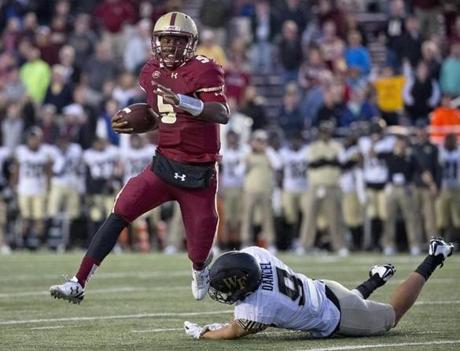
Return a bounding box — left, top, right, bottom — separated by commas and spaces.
0, 252, 459, 351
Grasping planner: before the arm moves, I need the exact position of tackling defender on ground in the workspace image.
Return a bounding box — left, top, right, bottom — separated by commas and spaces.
184, 238, 453, 340
50, 12, 229, 303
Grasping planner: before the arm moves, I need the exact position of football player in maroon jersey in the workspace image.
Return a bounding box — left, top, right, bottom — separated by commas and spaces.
50, 12, 229, 303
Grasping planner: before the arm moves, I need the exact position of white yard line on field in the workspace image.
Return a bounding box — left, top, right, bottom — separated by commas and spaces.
0, 310, 233, 326
132, 328, 183, 333
2, 261, 443, 283
0, 278, 456, 299
296, 339, 460, 351
30, 326, 64, 330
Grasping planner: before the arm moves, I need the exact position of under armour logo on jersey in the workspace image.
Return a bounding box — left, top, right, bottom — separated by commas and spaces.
171, 72, 178, 79
152, 71, 160, 79
174, 172, 186, 181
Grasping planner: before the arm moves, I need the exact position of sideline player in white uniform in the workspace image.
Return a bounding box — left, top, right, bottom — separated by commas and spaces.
120, 134, 157, 251
220, 130, 248, 247
436, 133, 460, 234
47, 136, 83, 249
184, 239, 453, 340
15, 127, 55, 248
279, 133, 308, 248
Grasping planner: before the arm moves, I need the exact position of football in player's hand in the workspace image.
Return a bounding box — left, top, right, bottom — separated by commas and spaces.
113, 103, 159, 134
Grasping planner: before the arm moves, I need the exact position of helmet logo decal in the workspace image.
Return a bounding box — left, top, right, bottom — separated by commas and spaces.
223, 275, 247, 290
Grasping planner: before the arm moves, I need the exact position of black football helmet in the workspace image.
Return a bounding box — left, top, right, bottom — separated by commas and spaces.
208, 251, 262, 304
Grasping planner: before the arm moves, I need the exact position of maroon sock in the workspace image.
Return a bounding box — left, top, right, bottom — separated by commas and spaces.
75, 256, 100, 287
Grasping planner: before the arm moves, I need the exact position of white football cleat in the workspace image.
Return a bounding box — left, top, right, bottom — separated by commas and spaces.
429, 238, 454, 266
50, 276, 85, 304
191, 250, 213, 300
191, 267, 210, 300
369, 263, 396, 282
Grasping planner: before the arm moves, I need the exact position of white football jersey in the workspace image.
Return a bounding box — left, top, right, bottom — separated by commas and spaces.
16, 144, 55, 196
0, 146, 11, 185
51, 143, 83, 189
359, 136, 395, 185
234, 247, 340, 338
121, 144, 156, 183
280, 147, 308, 193
83, 145, 119, 180
221, 145, 249, 189
340, 145, 360, 193
439, 147, 460, 188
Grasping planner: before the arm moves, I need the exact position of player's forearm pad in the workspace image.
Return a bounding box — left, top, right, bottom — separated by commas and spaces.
177, 94, 204, 117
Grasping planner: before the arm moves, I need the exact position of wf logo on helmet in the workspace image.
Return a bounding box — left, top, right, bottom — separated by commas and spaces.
223, 275, 247, 290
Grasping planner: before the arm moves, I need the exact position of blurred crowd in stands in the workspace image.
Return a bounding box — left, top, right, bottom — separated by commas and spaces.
0, 0, 459, 255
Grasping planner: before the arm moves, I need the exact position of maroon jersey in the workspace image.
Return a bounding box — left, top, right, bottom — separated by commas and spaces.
139, 55, 227, 163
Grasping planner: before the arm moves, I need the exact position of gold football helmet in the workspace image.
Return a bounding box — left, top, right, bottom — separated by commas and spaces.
152, 12, 198, 68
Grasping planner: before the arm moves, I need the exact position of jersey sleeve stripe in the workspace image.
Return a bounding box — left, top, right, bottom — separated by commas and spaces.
196, 86, 224, 93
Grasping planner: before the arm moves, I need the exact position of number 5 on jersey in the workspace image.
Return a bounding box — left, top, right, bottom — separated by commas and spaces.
157, 95, 177, 124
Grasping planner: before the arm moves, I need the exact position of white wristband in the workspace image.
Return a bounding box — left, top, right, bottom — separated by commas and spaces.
177, 94, 204, 117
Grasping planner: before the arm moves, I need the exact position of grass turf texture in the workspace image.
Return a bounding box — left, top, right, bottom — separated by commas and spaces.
0, 252, 459, 351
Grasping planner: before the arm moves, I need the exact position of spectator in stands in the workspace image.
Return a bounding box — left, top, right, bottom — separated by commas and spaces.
93, 0, 136, 57
345, 30, 371, 83
384, 0, 407, 69
199, 0, 232, 46
239, 85, 268, 131
225, 39, 251, 104
317, 0, 346, 37
339, 86, 379, 127
430, 94, 460, 144
412, 124, 440, 243
2, 102, 24, 152
421, 40, 442, 81
58, 45, 81, 84
2, 17, 22, 52
38, 104, 60, 145
19, 46, 51, 104
44, 64, 74, 113
278, 0, 310, 34
399, 16, 423, 68
299, 120, 347, 256
123, 19, 152, 73
0, 64, 26, 103
440, 43, 460, 97
112, 72, 137, 108
382, 135, 422, 256
21, 12, 39, 43
82, 41, 120, 92
196, 30, 227, 68
373, 66, 405, 125
298, 46, 329, 92
96, 98, 121, 146
249, 0, 277, 73
68, 14, 97, 67
35, 26, 61, 66
318, 20, 345, 71
278, 20, 303, 83
300, 70, 333, 127
315, 85, 343, 127
436, 133, 460, 236
403, 61, 440, 125
278, 83, 304, 137
413, 0, 442, 38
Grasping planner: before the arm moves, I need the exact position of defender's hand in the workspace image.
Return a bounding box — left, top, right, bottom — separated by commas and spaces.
111, 113, 134, 134
184, 321, 204, 339
155, 83, 179, 105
